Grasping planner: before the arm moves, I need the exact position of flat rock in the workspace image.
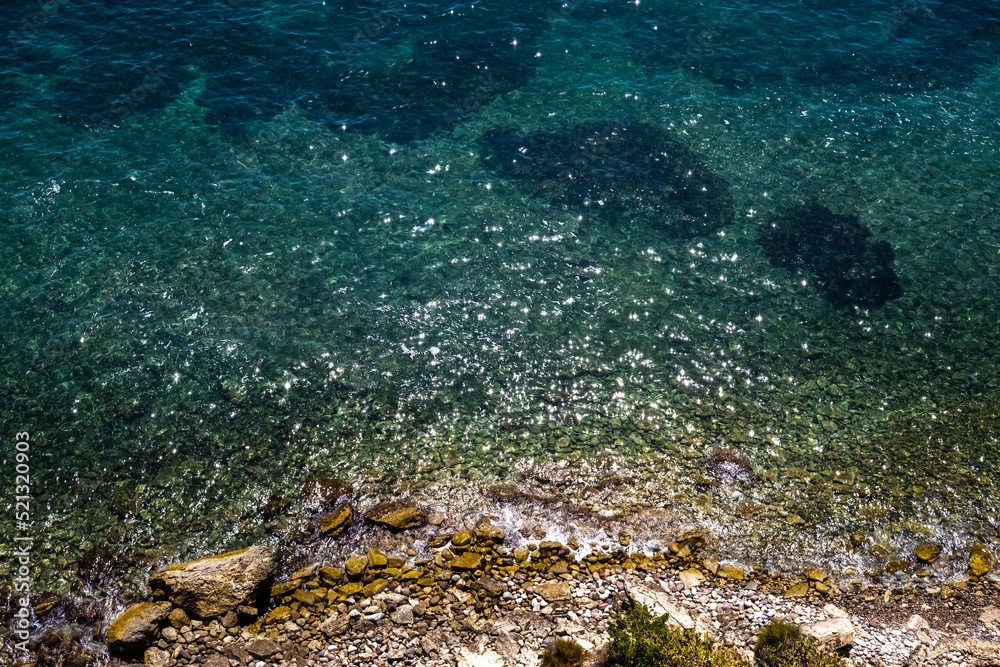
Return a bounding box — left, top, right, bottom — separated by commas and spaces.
624, 580, 698, 633
365, 501, 428, 532
980, 605, 1000, 626
148, 546, 273, 618
451, 552, 484, 572
457, 648, 504, 667
319, 504, 353, 538
801, 616, 854, 651
107, 601, 172, 660
144, 647, 170, 667
319, 613, 350, 638
679, 569, 706, 588
246, 638, 279, 658
390, 604, 414, 625
534, 582, 572, 603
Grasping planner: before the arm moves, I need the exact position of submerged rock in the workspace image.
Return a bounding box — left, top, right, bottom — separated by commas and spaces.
365, 501, 428, 532
301, 473, 353, 509
758, 204, 903, 307
148, 546, 273, 618
706, 448, 756, 483
914, 543, 942, 564
479, 120, 733, 237
970, 543, 995, 576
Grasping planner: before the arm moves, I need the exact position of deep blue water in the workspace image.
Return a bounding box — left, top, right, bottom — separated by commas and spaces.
2, 0, 1000, 606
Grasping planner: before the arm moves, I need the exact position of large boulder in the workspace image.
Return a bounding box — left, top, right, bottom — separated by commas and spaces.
106, 601, 172, 660
365, 501, 427, 532
149, 546, 273, 618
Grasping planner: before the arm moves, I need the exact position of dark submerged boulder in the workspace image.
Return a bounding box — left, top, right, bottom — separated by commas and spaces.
758, 204, 903, 307
479, 120, 733, 237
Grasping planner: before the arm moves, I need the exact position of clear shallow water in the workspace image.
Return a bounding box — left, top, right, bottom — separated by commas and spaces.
2, 0, 1000, 596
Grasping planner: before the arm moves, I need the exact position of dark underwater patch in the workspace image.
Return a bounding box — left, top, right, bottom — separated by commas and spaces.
629, 0, 1000, 92
479, 120, 733, 236
2, 0, 547, 141
758, 204, 903, 308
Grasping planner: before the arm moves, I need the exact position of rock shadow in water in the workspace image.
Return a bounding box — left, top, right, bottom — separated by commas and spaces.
8, 0, 547, 142
479, 120, 733, 237
629, 0, 1000, 93
758, 204, 903, 307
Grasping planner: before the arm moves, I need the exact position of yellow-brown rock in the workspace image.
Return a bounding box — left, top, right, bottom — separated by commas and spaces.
364, 502, 427, 532
107, 601, 172, 660
970, 543, 995, 576
915, 543, 942, 564
148, 546, 273, 618
319, 505, 353, 538
345, 555, 368, 579
450, 552, 483, 571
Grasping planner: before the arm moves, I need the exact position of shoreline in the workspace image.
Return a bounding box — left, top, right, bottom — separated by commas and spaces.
10, 498, 1000, 667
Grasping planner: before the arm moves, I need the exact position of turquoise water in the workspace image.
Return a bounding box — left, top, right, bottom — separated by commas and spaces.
2, 0, 1000, 600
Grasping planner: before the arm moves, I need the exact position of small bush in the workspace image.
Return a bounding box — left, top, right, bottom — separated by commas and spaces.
540, 638, 587, 667
754, 619, 843, 667
604, 604, 746, 667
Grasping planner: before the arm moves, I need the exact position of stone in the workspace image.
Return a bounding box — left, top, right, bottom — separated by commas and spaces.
679, 569, 706, 588
107, 601, 172, 660
905, 614, 930, 632
915, 543, 942, 564
301, 473, 353, 508
718, 564, 744, 580
365, 501, 428, 532
167, 607, 189, 630
318, 566, 344, 585
144, 647, 170, 667
785, 583, 810, 597
148, 546, 273, 619
801, 616, 855, 651
203, 656, 230, 667
345, 555, 368, 579
473, 518, 505, 544
980, 606, 1000, 627
476, 575, 505, 597
319, 613, 350, 638
367, 548, 388, 569
624, 580, 698, 633
805, 569, 828, 582
535, 582, 572, 603
457, 648, 504, 667
246, 638, 280, 658
362, 579, 390, 598
319, 505, 353, 538
450, 552, 484, 571
391, 604, 415, 625
160, 626, 177, 642
970, 543, 995, 576
451, 531, 473, 548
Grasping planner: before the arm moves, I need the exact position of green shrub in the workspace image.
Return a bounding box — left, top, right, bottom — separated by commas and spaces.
540, 638, 588, 667
754, 619, 843, 667
604, 604, 746, 667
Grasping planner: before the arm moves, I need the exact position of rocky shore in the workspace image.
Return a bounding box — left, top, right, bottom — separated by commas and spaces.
80, 495, 1000, 667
